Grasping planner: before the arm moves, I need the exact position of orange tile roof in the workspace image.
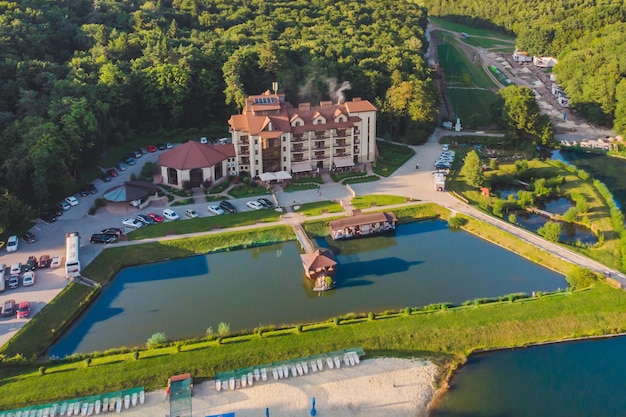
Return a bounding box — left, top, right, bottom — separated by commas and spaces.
344, 98, 378, 113
158, 141, 235, 170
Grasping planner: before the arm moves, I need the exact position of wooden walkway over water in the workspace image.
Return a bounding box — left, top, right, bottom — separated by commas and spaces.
292, 223, 315, 254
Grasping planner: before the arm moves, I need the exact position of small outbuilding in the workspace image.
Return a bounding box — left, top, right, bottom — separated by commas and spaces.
103, 181, 159, 208
300, 249, 337, 280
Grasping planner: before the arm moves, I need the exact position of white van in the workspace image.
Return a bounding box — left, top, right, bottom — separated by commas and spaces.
6, 235, 18, 252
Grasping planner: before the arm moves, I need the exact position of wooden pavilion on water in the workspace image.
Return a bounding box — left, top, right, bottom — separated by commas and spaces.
300, 249, 337, 291
328, 210, 397, 240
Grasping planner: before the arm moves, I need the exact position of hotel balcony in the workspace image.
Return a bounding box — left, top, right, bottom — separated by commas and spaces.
292, 135, 306, 142
238, 138, 249, 145
292, 154, 305, 162
334, 140, 351, 147
291, 144, 309, 152
239, 157, 250, 165
239, 146, 249, 154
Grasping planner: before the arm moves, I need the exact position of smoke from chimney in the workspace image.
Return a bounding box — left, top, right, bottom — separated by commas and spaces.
327, 78, 351, 104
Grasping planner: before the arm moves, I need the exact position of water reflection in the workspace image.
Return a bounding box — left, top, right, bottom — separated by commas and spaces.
512, 211, 596, 244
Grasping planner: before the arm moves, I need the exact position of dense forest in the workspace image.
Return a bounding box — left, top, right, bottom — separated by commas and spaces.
0, 0, 437, 228
424, 0, 626, 133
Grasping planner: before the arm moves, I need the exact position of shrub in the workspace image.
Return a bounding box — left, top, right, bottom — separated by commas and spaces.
333, 317, 341, 326
133, 350, 140, 360
403, 307, 411, 315
448, 216, 467, 228
217, 322, 230, 336
39, 366, 46, 376
537, 221, 562, 242
130, 173, 137, 181
205, 327, 214, 339
566, 266, 598, 289
367, 312, 375, 321
146, 332, 167, 349
296, 324, 303, 333
85, 357, 92, 368
508, 213, 517, 224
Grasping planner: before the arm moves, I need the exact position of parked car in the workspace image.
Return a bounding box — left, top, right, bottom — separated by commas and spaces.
246, 200, 264, 210
16, 301, 30, 319
90, 233, 117, 244
57, 200, 71, 211
122, 218, 143, 229
200, 137, 208, 144
128, 150, 142, 158
157, 143, 166, 150
107, 168, 118, 177
22, 232, 37, 244
8, 276, 19, 289
147, 145, 157, 153
65, 196, 79, 206
38, 255, 50, 269
100, 172, 112, 182
207, 205, 225, 215
79, 186, 90, 197
257, 198, 274, 209
163, 208, 180, 221
148, 213, 164, 223
50, 256, 61, 269
10, 262, 21, 275
42, 210, 58, 223
185, 209, 199, 219
219, 200, 237, 214
442, 144, 449, 152
2, 299, 15, 316
116, 162, 128, 171
101, 228, 125, 237
22, 271, 35, 286
123, 157, 136, 165
25, 256, 37, 271
166, 142, 173, 149
136, 214, 154, 225
86, 183, 97, 194
6, 235, 18, 252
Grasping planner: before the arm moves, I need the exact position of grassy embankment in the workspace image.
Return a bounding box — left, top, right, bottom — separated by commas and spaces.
3, 204, 626, 408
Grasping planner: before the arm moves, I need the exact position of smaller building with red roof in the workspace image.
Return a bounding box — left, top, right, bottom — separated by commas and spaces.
158, 141, 236, 189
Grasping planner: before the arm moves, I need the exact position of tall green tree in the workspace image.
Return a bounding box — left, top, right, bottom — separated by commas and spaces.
497, 85, 541, 137
462, 150, 484, 188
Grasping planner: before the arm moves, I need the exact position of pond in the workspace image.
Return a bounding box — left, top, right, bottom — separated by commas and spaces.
49, 220, 566, 356
512, 210, 596, 245
430, 336, 626, 417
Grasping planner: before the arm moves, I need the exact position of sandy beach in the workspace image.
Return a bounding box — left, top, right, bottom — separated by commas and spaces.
118, 358, 438, 417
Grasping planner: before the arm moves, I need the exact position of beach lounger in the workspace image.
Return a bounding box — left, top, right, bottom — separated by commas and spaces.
100, 400, 107, 414
115, 399, 122, 413
273, 367, 279, 380
302, 362, 308, 374
291, 365, 298, 377
317, 358, 324, 371
334, 356, 341, 369
81, 402, 88, 415
296, 363, 303, 376
140, 390, 145, 405
247, 372, 253, 386
348, 353, 356, 366
229, 377, 236, 390
261, 368, 268, 381
94, 400, 100, 415
51, 404, 59, 417
254, 368, 260, 382
124, 395, 130, 409
352, 352, 360, 364
282, 365, 289, 379
215, 380, 222, 391
311, 360, 318, 372
343, 354, 350, 366
44, 407, 51, 417
241, 375, 247, 388
327, 357, 334, 369
131, 392, 137, 407
87, 403, 94, 416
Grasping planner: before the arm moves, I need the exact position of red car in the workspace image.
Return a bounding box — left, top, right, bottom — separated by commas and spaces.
147, 145, 157, 153
148, 212, 164, 222
107, 168, 118, 177
17, 301, 30, 319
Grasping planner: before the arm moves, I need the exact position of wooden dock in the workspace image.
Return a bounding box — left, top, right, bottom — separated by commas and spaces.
293, 223, 315, 254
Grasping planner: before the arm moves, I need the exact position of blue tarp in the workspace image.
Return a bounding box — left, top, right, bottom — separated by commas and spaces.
206, 413, 235, 417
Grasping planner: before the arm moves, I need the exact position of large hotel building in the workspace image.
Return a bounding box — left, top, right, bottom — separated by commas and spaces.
228, 91, 377, 177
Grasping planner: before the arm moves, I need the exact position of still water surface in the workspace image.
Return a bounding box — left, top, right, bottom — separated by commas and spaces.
50, 221, 565, 356
431, 336, 626, 417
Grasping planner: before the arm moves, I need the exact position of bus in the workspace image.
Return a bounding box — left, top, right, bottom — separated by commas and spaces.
65, 232, 81, 278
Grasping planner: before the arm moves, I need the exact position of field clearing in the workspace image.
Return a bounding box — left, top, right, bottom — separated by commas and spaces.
446, 88, 499, 128
462, 36, 515, 52
437, 38, 496, 89
430, 18, 516, 42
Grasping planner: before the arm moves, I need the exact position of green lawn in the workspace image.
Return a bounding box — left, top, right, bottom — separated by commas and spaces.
446, 88, 499, 128
344, 175, 379, 184
437, 36, 497, 89
296, 201, 344, 216
127, 210, 282, 240
462, 36, 515, 52
374, 140, 415, 177
351, 194, 408, 208
430, 18, 516, 42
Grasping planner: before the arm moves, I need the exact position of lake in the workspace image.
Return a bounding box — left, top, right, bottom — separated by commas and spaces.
49, 220, 565, 356
430, 336, 626, 417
